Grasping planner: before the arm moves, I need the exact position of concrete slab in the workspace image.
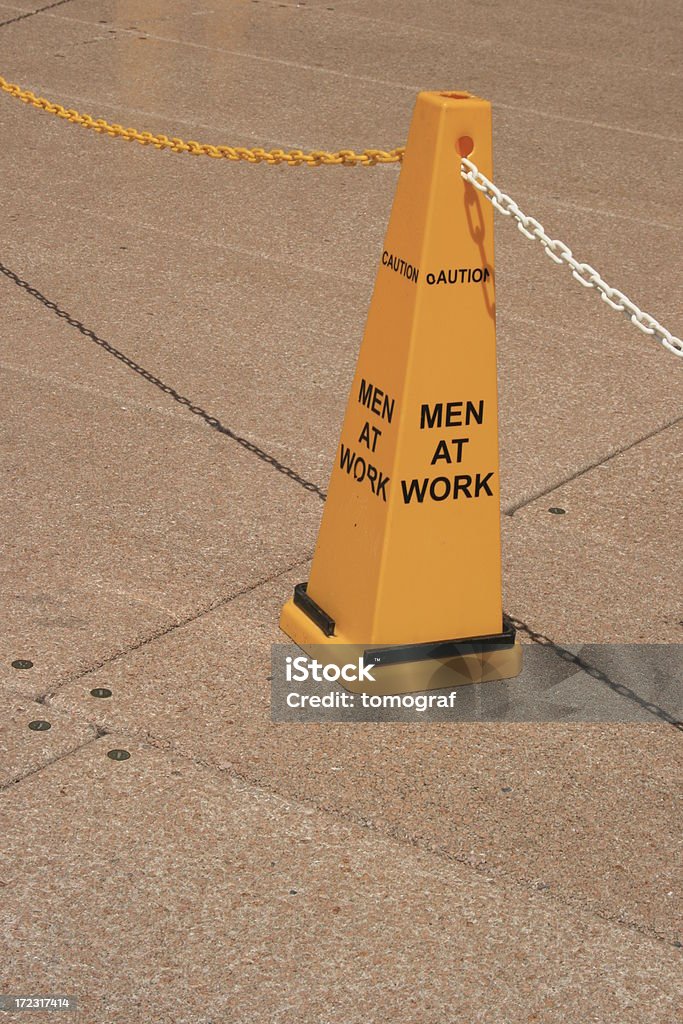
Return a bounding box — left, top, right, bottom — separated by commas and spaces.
0, 584, 177, 702
10, 0, 682, 135
50, 567, 683, 945
336, 0, 682, 74
0, 736, 679, 1023
0, 195, 360, 491
0, 700, 96, 788
0, 3, 679, 224
503, 419, 683, 642
0, 74, 679, 511
0, 0, 75, 23
0, 368, 319, 693
0, 1, 680, 1017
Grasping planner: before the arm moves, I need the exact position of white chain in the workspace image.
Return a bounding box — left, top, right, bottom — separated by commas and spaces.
460, 158, 682, 358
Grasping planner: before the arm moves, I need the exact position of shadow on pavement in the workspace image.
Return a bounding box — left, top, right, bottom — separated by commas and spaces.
0, 259, 326, 500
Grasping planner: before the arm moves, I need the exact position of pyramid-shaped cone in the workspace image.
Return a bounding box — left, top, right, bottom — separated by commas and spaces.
282, 91, 517, 676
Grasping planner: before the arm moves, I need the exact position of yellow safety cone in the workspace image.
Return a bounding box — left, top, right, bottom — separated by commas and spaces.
280, 91, 522, 694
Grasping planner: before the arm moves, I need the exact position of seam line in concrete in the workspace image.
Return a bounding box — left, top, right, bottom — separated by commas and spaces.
38, 554, 311, 702
505, 414, 683, 516
5, 7, 679, 144
0, 724, 100, 792
291, 3, 683, 84
137, 729, 681, 952
0, 0, 73, 30
529, 194, 680, 231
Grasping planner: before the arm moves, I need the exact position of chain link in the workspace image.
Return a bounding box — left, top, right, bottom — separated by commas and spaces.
461, 157, 683, 358
0, 75, 404, 167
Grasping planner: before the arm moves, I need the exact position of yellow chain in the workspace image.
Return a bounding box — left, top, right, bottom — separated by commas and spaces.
0, 74, 404, 167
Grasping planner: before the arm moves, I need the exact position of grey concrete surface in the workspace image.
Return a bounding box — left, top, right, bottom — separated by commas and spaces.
0, 0, 681, 1020
0, 700, 96, 787
503, 420, 683, 643
0, 737, 680, 1024
49, 566, 683, 948
1, 7, 679, 511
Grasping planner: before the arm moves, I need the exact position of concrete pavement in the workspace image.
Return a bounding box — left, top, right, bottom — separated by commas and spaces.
0, 1, 680, 1020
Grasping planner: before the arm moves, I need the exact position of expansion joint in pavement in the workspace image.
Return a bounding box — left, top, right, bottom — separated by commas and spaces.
138, 729, 682, 952
0, 0, 74, 31
505, 413, 683, 516
35, 554, 312, 704
0, 724, 101, 792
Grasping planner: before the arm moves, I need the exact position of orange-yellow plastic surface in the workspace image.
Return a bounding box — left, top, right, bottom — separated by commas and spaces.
284, 91, 503, 649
